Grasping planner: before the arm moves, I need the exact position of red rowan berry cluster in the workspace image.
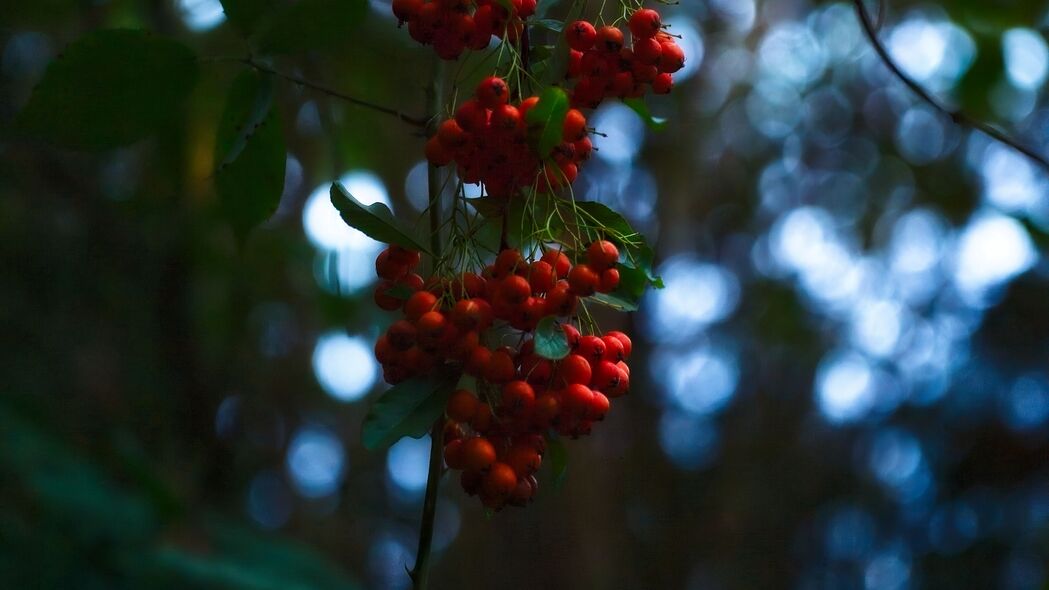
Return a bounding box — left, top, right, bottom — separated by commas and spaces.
564, 9, 685, 108
425, 77, 592, 199
372, 240, 631, 509
392, 0, 536, 60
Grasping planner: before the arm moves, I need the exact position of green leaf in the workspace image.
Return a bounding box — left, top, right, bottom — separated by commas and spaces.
361, 372, 460, 450
16, 29, 198, 151
525, 86, 570, 158
219, 0, 276, 35
534, 316, 570, 360
214, 70, 286, 239
254, 0, 368, 54
575, 201, 662, 288
535, 19, 565, 32
467, 196, 506, 219
590, 291, 640, 312
623, 97, 668, 130
330, 183, 431, 254
540, 0, 583, 86
546, 436, 568, 489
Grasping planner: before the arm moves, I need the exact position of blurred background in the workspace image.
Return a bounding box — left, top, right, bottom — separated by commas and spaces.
4, 0, 1049, 588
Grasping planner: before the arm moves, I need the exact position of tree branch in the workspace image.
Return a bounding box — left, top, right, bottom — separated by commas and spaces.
234, 57, 430, 128
409, 58, 447, 590
852, 0, 1049, 171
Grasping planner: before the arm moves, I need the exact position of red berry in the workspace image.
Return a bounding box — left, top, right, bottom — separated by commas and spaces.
559, 354, 592, 385
586, 240, 620, 270
633, 36, 663, 64
495, 248, 523, 275
447, 389, 479, 422
491, 104, 523, 132
425, 136, 453, 166
374, 281, 403, 311
562, 108, 587, 142
387, 320, 417, 351
599, 268, 620, 292
589, 390, 610, 421
483, 462, 518, 498
652, 72, 674, 94
404, 291, 438, 321
545, 282, 578, 316
462, 436, 497, 472
528, 260, 557, 294
541, 250, 572, 278
601, 334, 626, 362
596, 26, 624, 51
476, 76, 510, 109
472, 402, 494, 432
416, 311, 447, 339
502, 380, 536, 417
658, 42, 685, 73
591, 360, 622, 391
577, 336, 606, 365
629, 8, 662, 39
562, 383, 595, 416
444, 439, 466, 469
566, 20, 597, 51
506, 445, 542, 476
561, 323, 582, 348
568, 264, 600, 296
607, 330, 633, 359
455, 99, 489, 133
437, 119, 467, 148
486, 349, 516, 384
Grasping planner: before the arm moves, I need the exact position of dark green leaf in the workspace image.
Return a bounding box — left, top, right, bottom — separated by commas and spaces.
623, 97, 668, 130
535, 19, 564, 32
219, 0, 276, 36
546, 436, 568, 489
525, 86, 570, 158
16, 29, 198, 151
575, 201, 663, 288
361, 373, 460, 450
254, 0, 368, 54
330, 183, 431, 254
467, 196, 506, 219
540, 0, 583, 86
214, 70, 286, 239
534, 316, 570, 360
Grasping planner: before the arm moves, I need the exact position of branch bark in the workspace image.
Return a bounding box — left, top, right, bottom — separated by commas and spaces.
852, 0, 1049, 171
234, 57, 430, 128
409, 58, 447, 590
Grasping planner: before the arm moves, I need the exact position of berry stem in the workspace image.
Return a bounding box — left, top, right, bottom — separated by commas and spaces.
410, 58, 447, 590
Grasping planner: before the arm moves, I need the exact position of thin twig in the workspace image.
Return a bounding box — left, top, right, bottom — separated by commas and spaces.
235, 57, 429, 128
852, 0, 1049, 171
409, 58, 447, 590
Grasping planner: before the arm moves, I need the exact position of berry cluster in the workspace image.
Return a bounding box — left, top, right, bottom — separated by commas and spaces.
392, 0, 536, 60
426, 77, 592, 199
564, 9, 685, 108
372, 241, 631, 509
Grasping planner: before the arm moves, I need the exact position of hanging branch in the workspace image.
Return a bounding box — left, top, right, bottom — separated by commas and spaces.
852, 0, 1049, 171
234, 57, 430, 128
408, 59, 447, 590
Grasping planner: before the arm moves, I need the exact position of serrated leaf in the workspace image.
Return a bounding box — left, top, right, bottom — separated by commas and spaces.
254, 0, 368, 54
546, 436, 568, 489
534, 316, 570, 360
219, 0, 276, 35
330, 183, 431, 254
526, 87, 570, 158
361, 373, 460, 451
575, 201, 662, 288
623, 97, 668, 130
214, 70, 286, 239
16, 29, 198, 151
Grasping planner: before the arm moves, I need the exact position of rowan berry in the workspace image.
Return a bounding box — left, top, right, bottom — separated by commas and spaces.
472, 402, 494, 432
416, 310, 447, 339
596, 25, 624, 51
501, 380, 536, 417
589, 391, 610, 421
599, 268, 620, 292
447, 389, 479, 422
476, 76, 510, 109
483, 462, 518, 498
562, 383, 595, 415
404, 291, 438, 321
601, 334, 626, 362
577, 336, 606, 365
568, 263, 600, 296
586, 240, 620, 270
486, 349, 516, 384
387, 320, 417, 351
629, 8, 662, 39
506, 445, 542, 476
566, 20, 597, 51
374, 281, 404, 311
559, 354, 593, 385
444, 438, 466, 469
528, 260, 556, 294
462, 436, 497, 472
606, 330, 632, 359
